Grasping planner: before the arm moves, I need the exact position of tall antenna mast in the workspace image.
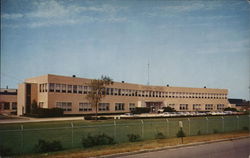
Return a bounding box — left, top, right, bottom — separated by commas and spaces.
147, 61, 150, 85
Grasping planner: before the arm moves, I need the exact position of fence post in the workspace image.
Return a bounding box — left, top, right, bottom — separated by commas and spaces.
71, 122, 74, 148
221, 116, 224, 132
141, 120, 144, 138
20, 124, 23, 154
236, 115, 239, 130
114, 120, 116, 141
205, 117, 209, 134
166, 119, 169, 137
187, 118, 191, 136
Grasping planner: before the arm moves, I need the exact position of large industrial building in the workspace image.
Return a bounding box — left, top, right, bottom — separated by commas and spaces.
17, 74, 229, 116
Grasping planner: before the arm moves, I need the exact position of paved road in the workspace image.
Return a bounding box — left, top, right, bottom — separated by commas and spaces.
117, 138, 250, 158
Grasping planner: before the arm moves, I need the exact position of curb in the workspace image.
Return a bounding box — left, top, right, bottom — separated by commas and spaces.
98, 136, 250, 158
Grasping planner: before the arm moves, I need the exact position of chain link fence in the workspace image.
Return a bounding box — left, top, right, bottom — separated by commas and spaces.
0, 115, 249, 155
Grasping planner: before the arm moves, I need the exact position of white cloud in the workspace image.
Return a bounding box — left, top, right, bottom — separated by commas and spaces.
2, 0, 128, 28
1, 13, 24, 19
29, 0, 70, 18
143, 1, 227, 17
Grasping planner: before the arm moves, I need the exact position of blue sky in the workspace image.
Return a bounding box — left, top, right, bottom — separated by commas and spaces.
1, 0, 250, 100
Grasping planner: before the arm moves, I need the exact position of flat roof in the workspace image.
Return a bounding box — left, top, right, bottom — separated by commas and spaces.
24, 74, 228, 93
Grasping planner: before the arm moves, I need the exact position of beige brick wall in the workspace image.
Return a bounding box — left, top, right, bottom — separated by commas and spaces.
19, 74, 229, 115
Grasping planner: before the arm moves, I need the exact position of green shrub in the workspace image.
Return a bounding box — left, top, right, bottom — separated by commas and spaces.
82, 133, 115, 148
176, 128, 185, 138
84, 116, 108, 120
162, 106, 176, 112
155, 132, 165, 139
98, 117, 108, 120
242, 126, 249, 131
127, 134, 141, 142
213, 129, 218, 134
224, 107, 238, 112
28, 108, 64, 117
84, 116, 93, 120
132, 107, 150, 114
34, 139, 63, 153
0, 145, 12, 156
197, 130, 201, 135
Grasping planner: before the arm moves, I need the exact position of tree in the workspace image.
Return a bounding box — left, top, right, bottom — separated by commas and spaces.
86, 76, 113, 120
162, 106, 176, 112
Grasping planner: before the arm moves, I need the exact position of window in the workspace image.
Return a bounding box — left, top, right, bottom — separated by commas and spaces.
115, 103, 125, 111
129, 103, 136, 111
131, 90, 135, 96
155, 91, 158, 97
79, 103, 92, 111
106, 88, 110, 95
83, 86, 88, 94
62, 84, 66, 93
193, 104, 201, 110
180, 104, 188, 110
56, 102, 72, 111
44, 83, 48, 92
99, 103, 110, 111
68, 85, 72, 93
114, 88, 118, 95
129, 90, 132, 96
138, 91, 141, 97
4, 103, 10, 110
39, 84, 42, 92
12, 102, 17, 110
78, 85, 83, 94
125, 89, 129, 96
205, 104, 213, 110
49, 83, 55, 92
217, 104, 224, 110
55, 84, 61, 92
73, 85, 77, 93
101, 88, 105, 95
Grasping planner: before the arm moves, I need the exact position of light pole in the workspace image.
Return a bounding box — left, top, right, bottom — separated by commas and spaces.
221, 116, 224, 132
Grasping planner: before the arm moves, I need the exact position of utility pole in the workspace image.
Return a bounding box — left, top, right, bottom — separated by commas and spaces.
147, 61, 150, 85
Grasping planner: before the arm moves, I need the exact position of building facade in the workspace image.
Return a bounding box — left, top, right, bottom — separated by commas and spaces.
228, 98, 250, 112
17, 74, 229, 115
0, 88, 17, 114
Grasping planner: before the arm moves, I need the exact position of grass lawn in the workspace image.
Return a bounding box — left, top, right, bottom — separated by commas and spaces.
0, 115, 249, 155
18, 131, 250, 158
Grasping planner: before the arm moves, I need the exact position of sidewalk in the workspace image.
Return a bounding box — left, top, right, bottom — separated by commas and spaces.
101, 136, 250, 158
0, 116, 84, 124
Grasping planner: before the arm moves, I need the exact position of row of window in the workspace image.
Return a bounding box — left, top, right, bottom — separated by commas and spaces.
55, 102, 135, 112
0, 102, 17, 110
176, 104, 224, 111
55, 102, 72, 111
39, 83, 228, 99
54, 102, 225, 112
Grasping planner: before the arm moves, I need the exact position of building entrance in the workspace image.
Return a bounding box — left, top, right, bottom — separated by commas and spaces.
145, 101, 163, 113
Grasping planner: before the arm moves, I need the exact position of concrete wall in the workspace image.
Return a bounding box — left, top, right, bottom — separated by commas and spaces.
17, 83, 26, 116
